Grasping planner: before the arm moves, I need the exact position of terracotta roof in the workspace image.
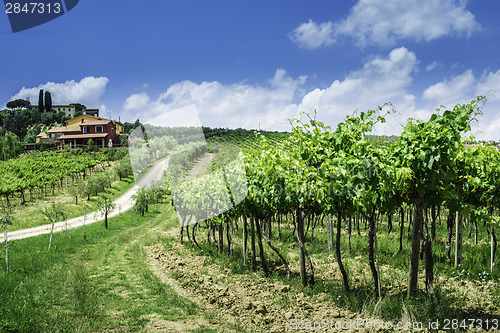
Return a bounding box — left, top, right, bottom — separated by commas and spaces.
36, 132, 48, 138
47, 126, 81, 133
58, 133, 109, 140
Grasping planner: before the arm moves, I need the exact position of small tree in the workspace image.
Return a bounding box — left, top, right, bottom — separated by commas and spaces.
42, 202, 66, 250
97, 171, 115, 189
115, 157, 133, 180
87, 138, 98, 152
96, 195, 115, 230
1, 204, 13, 272
82, 178, 94, 200
82, 199, 89, 238
67, 183, 84, 205
132, 188, 149, 216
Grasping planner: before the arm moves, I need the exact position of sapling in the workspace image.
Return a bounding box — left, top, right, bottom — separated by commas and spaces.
1, 204, 13, 272
96, 195, 116, 230
42, 202, 66, 250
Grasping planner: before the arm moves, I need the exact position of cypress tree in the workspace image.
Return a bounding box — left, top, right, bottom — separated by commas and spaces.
44, 91, 52, 113
38, 89, 44, 112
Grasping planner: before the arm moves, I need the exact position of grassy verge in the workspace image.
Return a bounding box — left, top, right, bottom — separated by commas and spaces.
0, 201, 229, 332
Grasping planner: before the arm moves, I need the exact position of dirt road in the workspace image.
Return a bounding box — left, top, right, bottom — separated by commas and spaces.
0, 158, 169, 243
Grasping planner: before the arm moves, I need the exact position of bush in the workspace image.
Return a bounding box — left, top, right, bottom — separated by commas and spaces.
118, 133, 129, 147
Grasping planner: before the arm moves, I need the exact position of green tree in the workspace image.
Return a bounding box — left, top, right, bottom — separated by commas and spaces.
82, 178, 95, 200
2, 110, 29, 139
132, 188, 149, 216
67, 183, 84, 205
40, 111, 55, 126
87, 138, 98, 152
23, 125, 42, 143
28, 107, 41, 124
6, 99, 31, 109
44, 91, 52, 113
42, 202, 66, 250
69, 103, 86, 114
115, 156, 133, 180
124, 119, 142, 134
38, 89, 44, 112
96, 195, 116, 230
118, 133, 129, 147
0, 131, 22, 161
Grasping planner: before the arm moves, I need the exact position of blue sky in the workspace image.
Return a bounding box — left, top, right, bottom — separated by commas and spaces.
1, 0, 500, 139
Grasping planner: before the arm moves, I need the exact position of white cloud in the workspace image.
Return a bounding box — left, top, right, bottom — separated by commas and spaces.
422, 69, 500, 140
476, 70, 500, 102
124, 92, 150, 111
100, 104, 116, 119
298, 47, 422, 134
423, 70, 476, 106
290, 0, 480, 48
423, 68, 500, 104
479, 114, 500, 140
10, 77, 109, 108
468, 71, 500, 140
122, 69, 307, 131
426, 61, 441, 72
289, 19, 335, 49
122, 49, 500, 140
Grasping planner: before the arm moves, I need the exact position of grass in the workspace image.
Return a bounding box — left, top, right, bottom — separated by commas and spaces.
0, 201, 233, 332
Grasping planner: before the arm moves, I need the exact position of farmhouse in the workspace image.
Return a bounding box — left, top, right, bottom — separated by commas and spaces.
43, 105, 101, 118
36, 114, 124, 148
51, 105, 77, 118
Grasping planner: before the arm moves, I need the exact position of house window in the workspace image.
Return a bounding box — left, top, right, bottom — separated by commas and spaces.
83, 126, 89, 133
111, 128, 114, 135
96, 126, 103, 133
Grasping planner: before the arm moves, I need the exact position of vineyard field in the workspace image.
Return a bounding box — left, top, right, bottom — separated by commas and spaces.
1, 99, 499, 332
0, 148, 132, 231
206, 130, 293, 151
